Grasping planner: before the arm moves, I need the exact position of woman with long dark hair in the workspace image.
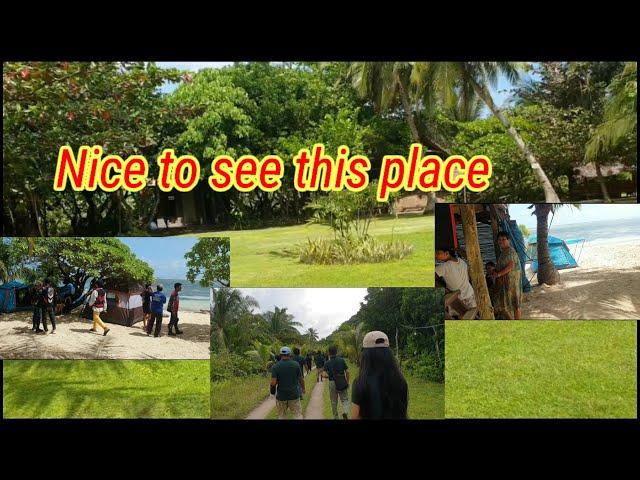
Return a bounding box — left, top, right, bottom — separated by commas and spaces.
351, 331, 408, 419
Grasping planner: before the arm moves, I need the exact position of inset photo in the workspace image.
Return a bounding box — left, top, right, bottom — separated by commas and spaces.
435, 203, 640, 319
209, 287, 444, 420
0, 237, 229, 359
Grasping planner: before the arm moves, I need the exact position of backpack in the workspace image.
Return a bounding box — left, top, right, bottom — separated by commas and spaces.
93, 288, 106, 309
42, 287, 55, 306
167, 292, 175, 313
327, 359, 349, 391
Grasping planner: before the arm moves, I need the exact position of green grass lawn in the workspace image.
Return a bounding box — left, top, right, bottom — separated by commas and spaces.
445, 321, 637, 418
196, 214, 434, 287
210, 374, 271, 419
3, 360, 210, 419
321, 363, 444, 419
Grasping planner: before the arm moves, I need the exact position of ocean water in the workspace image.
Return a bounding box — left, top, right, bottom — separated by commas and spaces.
156, 278, 210, 312
544, 217, 640, 246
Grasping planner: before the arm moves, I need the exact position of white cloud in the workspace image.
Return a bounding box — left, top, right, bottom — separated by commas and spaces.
237, 288, 367, 339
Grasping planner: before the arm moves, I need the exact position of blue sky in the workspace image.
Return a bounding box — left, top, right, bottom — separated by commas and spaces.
508, 204, 640, 229
118, 237, 198, 279
155, 61, 526, 111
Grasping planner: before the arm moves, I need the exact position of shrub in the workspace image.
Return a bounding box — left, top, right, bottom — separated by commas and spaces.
210, 353, 265, 382
403, 353, 444, 383
298, 236, 413, 265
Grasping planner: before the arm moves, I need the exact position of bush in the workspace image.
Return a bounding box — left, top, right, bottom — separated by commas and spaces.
298, 236, 413, 265
210, 353, 265, 382
403, 353, 444, 383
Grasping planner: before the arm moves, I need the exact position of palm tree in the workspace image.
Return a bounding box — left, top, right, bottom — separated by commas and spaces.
347, 62, 450, 212
263, 306, 303, 340
585, 62, 637, 202
337, 322, 366, 366
210, 288, 259, 352
528, 204, 579, 285
412, 62, 561, 202
305, 327, 319, 342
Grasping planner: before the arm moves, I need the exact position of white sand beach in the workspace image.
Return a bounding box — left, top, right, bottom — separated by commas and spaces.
0, 310, 210, 359
522, 241, 640, 319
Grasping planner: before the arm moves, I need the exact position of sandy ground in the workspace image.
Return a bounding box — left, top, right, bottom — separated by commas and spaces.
0, 310, 210, 359
522, 242, 640, 319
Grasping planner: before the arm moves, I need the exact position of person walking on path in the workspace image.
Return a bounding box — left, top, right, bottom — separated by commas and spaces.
323, 345, 350, 419
351, 331, 408, 420
167, 282, 183, 336
142, 283, 153, 331
147, 284, 166, 337
40, 279, 57, 334
293, 347, 306, 376
305, 353, 312, 374
87, 280, 110, 336
270, 346, 305, 419
314, 351, 326, 382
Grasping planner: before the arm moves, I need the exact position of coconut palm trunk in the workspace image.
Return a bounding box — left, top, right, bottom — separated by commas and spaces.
464, 74, 561, 203
594, 163, 612, 203
533, 204, 560, 285
459, 205, 494, 319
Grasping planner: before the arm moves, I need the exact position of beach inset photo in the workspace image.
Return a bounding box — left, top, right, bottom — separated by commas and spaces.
435, 203, 640, 319
210, 287, 444, 420
0, 237, 229, 359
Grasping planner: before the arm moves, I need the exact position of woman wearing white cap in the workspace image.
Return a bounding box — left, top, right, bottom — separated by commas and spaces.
351, 331, 408, 420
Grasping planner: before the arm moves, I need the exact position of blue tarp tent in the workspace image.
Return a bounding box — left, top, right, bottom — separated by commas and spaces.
527, 235, 581, 273
0, 280, 32, 313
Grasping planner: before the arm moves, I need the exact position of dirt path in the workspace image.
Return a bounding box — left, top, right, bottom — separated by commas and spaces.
246, 395, 276, 419
0, 310, 210, 359
304, 379, 326, 420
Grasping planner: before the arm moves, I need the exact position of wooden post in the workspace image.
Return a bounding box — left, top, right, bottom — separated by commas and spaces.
459, 205, 494, 319
488, 204, 501, 260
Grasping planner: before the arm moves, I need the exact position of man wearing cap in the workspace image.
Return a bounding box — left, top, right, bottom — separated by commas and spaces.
270, 346, 305, 419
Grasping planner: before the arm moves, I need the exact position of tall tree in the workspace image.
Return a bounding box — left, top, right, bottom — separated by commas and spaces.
263, 306, 302, 341
210, 288, 259, 352
185, 238, 230, 287
412, 62, 561, 202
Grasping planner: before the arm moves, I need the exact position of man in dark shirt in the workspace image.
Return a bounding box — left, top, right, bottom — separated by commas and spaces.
270, 346, 305, 419
314, 351, 326, 382
293, 347, 306, 377
323, 345, 350, 419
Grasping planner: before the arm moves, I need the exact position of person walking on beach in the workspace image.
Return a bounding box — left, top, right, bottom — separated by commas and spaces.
142, 283, 153, 331
351, 331, 408, 420
490, 232, 523, 320
30, 281, 43, 333
40, 279, 57, 334
167, 282, 183, 336
314, 351, 326, 382
324, 345, 350, 420
270, 346, 305, 419
87, 280, 110, 336
147, 284, 166, 337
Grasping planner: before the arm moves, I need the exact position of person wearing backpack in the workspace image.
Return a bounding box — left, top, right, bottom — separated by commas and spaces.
147, 284, 166, 337
40, 278, 57, 334
167, 282, 183, 336
323, 345, 350, 420
87, 280, 110, 336
314, 351, 326, 382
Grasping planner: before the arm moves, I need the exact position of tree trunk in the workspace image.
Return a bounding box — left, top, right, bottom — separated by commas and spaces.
395, 74, 439, 212
534, 204, 560, 285
595, 163, 612, 203
466, 74, 561, 203
28, 191, 44, 237
459, 205, 494, 319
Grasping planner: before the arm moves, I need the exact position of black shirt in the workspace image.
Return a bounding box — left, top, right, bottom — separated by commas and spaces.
271, 359, 302, 401
314, 354, 325, 368
352, 375, 408, 419
324, 356, 348, 381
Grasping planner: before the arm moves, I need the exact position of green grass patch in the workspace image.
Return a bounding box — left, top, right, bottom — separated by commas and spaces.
210, 374, 270, 419
321, 363, 444, 419
195, 214, 434, 287
3, 360, 210, 419
445, 321, 637, 418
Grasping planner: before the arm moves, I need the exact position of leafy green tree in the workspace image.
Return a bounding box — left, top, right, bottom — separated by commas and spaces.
305, 327, 319, 342
210, 288, 259, 352
263, 306, 303, 342
411, 62, 561, 202
3, 62, 181, 235
185, 238, 230, 287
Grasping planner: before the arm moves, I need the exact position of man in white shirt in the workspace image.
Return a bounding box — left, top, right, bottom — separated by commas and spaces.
435, 247, 477, 311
